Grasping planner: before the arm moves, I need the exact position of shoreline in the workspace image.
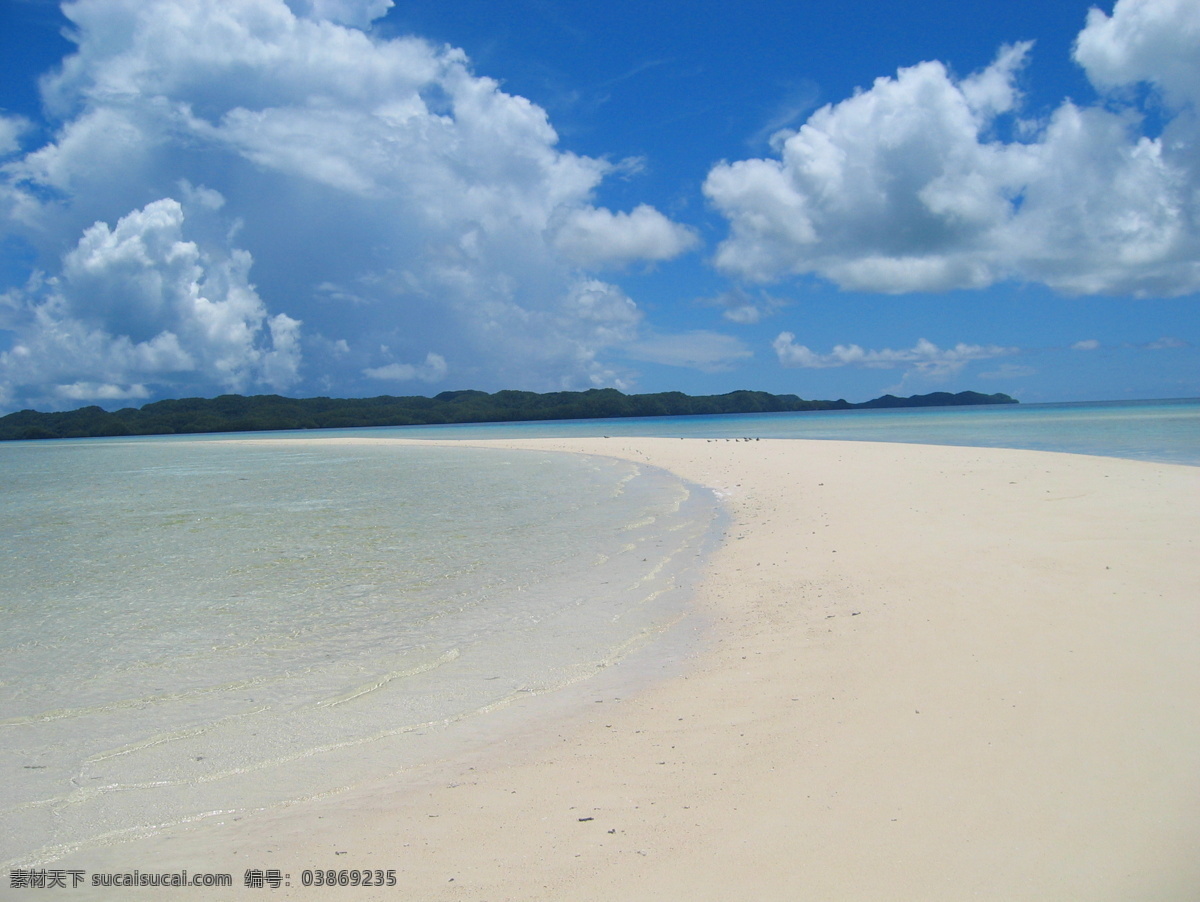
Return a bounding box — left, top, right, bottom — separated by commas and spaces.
45, 437, 1200, 900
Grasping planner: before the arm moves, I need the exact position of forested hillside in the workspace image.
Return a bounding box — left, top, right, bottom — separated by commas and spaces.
0, 389, 1016, 441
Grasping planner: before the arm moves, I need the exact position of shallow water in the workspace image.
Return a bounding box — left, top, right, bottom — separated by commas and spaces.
0, 439, 718, 866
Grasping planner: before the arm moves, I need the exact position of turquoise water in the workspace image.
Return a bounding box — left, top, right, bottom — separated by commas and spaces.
0, 439, 718, 866
339, 397, 1199, 466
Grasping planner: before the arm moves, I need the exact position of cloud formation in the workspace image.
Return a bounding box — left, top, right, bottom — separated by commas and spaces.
1073, 0, 1200, 109
773, 334, 1017, 378
697, 287, 788, 325
552, 204, 699, 269
705, 0, 1200, 297
1, 198, 300, 409
0, 116, 29, 156
363, 352, 448, 383
0, 0, 696, 409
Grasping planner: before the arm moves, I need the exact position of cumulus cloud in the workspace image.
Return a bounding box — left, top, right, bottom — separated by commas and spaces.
627, 331, 753, 372
0, 0, 694, 410
552, 204, 698, 269
1073, 0, 1200, 109
0, 198, 301, 410
773, 334, 1017, 378
705, 0, 1200, 296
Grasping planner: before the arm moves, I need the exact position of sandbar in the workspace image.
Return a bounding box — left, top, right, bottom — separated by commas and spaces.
52, 437, 1200, 900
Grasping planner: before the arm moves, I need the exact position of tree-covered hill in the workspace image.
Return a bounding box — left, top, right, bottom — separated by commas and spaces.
0, 389, 1016, 441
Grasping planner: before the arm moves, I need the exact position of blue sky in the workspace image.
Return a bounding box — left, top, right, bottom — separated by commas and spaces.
0, 0, 1197, 411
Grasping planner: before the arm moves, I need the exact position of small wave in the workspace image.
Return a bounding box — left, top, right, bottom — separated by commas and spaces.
316, 648, 461, 708
82, 707, 269, 765
0, 807, 241, 871
621, 515, 658, 531
0, 674, 282, 729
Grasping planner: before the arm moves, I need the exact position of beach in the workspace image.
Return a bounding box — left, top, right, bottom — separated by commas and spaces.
50, 437, 1200, 900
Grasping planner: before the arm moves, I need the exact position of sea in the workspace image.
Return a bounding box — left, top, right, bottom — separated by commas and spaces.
1, 397, 1196, 867
373, 396, 1200, 466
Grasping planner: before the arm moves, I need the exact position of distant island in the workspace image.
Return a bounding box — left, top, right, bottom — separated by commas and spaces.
0, 389, 1016, 441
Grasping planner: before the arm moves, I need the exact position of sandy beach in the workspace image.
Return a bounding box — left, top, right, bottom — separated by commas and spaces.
51, 437, 1200, 900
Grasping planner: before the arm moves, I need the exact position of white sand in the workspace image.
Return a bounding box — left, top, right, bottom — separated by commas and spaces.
50, 438, 1200, 900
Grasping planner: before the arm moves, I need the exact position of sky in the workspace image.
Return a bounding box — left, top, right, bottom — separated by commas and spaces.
0, 0, 1197, 412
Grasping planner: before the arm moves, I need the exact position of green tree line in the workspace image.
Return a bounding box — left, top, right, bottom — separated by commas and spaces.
0, 388, 1016, 441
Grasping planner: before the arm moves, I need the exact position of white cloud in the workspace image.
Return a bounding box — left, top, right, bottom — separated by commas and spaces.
697, 287, 788, 325
705, 0, 1200, 297
560, 279, 643, 344
1072, 339, 1101, 350
177, 180, 226, 212
0, 0, 694, 410
0, 116, 30, 157
705, 44, 1034, 292
773, 334, 1017, 378
54, 381, 151, 402
1074, 0, 1200, 109
363, 352, 447, 383
552, 204, 699, 269
627, 331, 753, 372
0, 198, 301, 409
722, 305, 762, 325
